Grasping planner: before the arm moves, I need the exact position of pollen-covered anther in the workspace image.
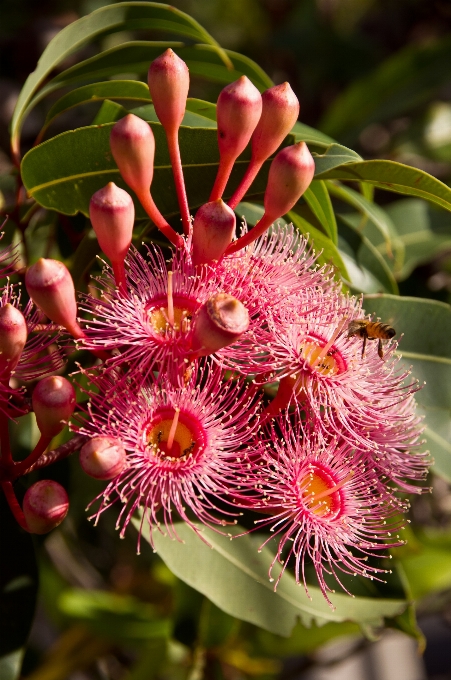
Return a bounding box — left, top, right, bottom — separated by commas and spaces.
191, 293, 249, 357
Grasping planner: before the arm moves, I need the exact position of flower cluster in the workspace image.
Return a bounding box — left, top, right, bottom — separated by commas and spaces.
0, 50, 430, 604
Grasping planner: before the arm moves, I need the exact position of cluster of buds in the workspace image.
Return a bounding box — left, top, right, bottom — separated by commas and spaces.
0, 50, 429, 605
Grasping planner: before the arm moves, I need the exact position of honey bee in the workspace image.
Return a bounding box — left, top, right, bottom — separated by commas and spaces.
347, 319, 396, 359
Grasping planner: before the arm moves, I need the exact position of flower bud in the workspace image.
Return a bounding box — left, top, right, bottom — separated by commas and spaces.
23, 480, 69, 534
90, 183, 134, 265
148, 49, 189, 135
25, 259, 83, 338
32, 376, 76, 439
191, 293, 249, 356
0, 304, 27, 374
192, 200, 236, 266
264, 142, 315, 219
80, 436, 126, 480
252, 83, 300, 163
217, 77, 262, 161
110, 115, 155, 194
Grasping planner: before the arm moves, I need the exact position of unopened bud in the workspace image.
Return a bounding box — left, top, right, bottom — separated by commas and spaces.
90, 183, 134, 265
32, 376, 76, 438
148, 49, 189, 135
23, 480, 69, 534
110, 115, 155, 194
0, 304, 27, 373
252, 83, 299, 163
217, 77, 262, 161
25, 259, 83, 338
191, 293, 249, 356
264, 142, 315, 219
192, 200, 236, 265
80, 436, 126, 480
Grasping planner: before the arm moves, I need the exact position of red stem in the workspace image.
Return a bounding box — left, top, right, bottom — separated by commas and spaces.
209, 155, 235, 202
167, 129, 191, 235
225, 212, 274, 256
13, 433, 51, 478
23, 433, 87, 474
112, 261, 128, 296
136, 189, 183, 247
227, 157, 263, 210
1, 481, 29, 531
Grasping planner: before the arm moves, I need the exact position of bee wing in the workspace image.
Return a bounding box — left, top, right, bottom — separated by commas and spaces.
347, 320, 365, 337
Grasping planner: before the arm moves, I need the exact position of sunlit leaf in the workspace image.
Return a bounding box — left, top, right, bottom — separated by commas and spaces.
303, 180, 337, 245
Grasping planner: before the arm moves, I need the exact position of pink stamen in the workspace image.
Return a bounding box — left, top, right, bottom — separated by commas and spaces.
167, 271, 174, 327
167, 408, 180, 451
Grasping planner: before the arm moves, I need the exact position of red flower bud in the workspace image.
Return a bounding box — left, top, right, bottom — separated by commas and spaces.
191, 293, 249, 357
90, 183, 134, 292
23, 480, 69, 534
264, 141, 315, 219
148, 49, 189, 135
110, 114, 155, 195
25, 259, 83, 339
192, 200, 236, 266
0, 303, 27, 374
252, 83, 300, 163
32, 376, 76, 439
80, 436, 126, 480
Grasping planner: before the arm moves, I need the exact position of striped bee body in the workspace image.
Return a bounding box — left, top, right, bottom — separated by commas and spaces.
347, 320, 396, 360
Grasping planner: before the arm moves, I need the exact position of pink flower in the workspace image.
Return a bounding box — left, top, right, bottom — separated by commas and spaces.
75, 363, 261, 550
246, 416, 406, 606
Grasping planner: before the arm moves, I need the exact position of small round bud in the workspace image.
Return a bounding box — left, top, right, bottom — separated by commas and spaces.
252, 83, 300, 163
110, 115, 155, 194
264, 142, 315, 219
0, 303, 27, 373
148, 49, 189, 134
90, 183, 135, 265
23, 480, 69, 534
192, 200, 236, 266
191, 293, 249, 356
217, 76, 262, 161
25, 259, 82, 338
80, 437, 126, 480
32, 376, 76, 439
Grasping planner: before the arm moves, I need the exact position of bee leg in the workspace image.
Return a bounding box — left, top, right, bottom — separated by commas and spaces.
361, 335, 367, 358
377, 339, 384, 360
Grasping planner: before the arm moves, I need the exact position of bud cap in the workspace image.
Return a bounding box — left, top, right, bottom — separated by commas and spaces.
0, 304, 27, 373
252, 83, 300, 162
32, 376, 76, 439
80, 436, 127, 480
148, 49, 189, 134
90, 183, 135, 264
110, 115, 155, 194
217, 76, 262, 160
23, 480, 69, 534
191, 293, 249, 356
264, 142, 315, 219
192, 200, 236, 265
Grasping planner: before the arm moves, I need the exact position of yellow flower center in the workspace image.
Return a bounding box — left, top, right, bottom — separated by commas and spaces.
299, 466, 349, 518
146, 410, 201, 460
300, 341, 340, 376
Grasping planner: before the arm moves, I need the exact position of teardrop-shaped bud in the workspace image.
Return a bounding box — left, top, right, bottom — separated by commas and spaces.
23, 480, 69, 534
191, 293, 249, 357
25, 259, 83, 339
264, 142, 315, 219
217, 76, 262, 160
90, 183, 134, 265
110, 114, 155, 194
252, 83, 299, 163
80, 436, 127, 480
148, 49, 189, 135
32, 376, 76, 439
192, 200, 236, 266
0, 303, 27, 374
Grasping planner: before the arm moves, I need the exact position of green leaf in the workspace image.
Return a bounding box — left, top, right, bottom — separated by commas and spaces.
0, 493, 38, 679
303, 180, 337, 245
337, 215, 399, 294
320, 36, 451, 145
21, 121, 277, 219
385, 198, 451, 280
327, 181, 398, 254
288, 210, 348, 281
38, 80, 151, 142
235, 202, 287, 228
316, 159, 451, 213
291, 121, 335, 148
255, 620, 361, 657
362, 294, 451, 481
312, 144, 362, 176
131, 102, 217, 129
135, 520, 407, 637
11, 1, 232, 157
59, 589, 172, 641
